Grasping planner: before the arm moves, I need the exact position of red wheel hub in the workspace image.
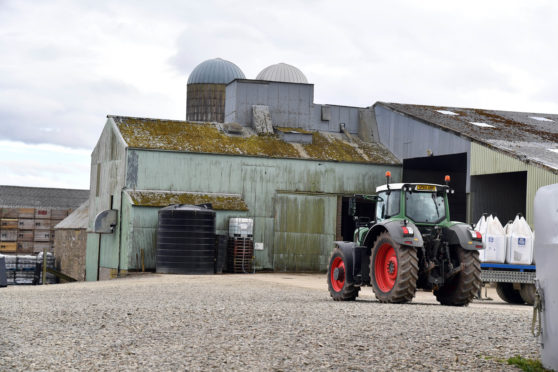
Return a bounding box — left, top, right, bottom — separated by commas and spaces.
375, 243, 398, 292
330, 257, 345, 292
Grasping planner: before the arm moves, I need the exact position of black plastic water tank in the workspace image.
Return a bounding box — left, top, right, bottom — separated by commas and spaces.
156, 204, 216, 274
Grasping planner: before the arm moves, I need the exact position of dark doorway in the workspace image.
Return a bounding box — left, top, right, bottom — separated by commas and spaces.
470, 171, 527, 224
403, 153, 467, 222
340, 197, 375, 241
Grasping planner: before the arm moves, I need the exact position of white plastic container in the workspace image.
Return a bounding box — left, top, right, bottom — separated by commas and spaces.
228, 218, 254, 237
534, 183, 558, 370
506, 215, 533, 265
484, 215, 506, 263
474, 215, 488, 262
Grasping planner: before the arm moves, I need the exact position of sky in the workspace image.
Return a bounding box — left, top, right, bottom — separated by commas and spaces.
1, 0, 557, 189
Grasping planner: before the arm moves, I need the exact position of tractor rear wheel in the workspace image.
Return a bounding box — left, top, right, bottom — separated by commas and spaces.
434, 247, 481, 306
370, 232, 418, 303
327, 248, 360, 301
495, 283, 525, 304
519, 284, 536, 305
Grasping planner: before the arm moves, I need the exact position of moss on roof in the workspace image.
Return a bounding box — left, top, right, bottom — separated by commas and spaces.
113, 116, 399, 164
126, 190, 248, 211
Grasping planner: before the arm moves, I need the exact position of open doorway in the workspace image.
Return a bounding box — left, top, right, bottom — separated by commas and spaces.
340, 196, 375, 241
403, 153, 467, 222
470, 171, 527, 224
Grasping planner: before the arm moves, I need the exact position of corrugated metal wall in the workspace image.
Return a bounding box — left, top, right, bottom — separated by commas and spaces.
224, 80, 362, 134
470, 142, 558, 226
126, 149, 401, 271
374, 104, 472, 192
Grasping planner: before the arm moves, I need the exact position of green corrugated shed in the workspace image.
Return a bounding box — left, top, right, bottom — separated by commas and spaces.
85, 116, 401, 279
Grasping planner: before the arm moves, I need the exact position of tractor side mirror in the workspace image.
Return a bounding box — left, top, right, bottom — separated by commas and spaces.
348, 197, 357, 217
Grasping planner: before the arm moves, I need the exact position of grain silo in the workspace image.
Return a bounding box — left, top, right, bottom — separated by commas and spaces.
186, 58, 245, 123
256, 62, 308, 83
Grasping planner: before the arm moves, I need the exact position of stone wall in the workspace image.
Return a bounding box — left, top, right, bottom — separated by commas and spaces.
54, 229, 87, 281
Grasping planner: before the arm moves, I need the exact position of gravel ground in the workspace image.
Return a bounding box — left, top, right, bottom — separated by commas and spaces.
0, 274, 540, 371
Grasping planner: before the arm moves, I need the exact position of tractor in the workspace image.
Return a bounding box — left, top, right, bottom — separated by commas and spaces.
327, 173, 483, 306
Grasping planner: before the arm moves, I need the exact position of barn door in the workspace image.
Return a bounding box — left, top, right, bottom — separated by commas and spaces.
273, 194, 336, 272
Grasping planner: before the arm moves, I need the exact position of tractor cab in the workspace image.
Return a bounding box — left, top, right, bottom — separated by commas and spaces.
375, 182, 452, 227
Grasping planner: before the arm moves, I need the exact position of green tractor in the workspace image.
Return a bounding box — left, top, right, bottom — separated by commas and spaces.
327, 173, 483, 306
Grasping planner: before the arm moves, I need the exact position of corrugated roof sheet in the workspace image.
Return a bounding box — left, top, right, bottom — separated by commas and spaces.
126, 190, 248, 210
0, 185, 89, 208
378, 102, 558, 172
187, 58, 246, 85
112, 116, 400, 165
55, 200, 89, 229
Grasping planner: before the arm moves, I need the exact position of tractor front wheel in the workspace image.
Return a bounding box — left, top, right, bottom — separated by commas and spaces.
434, 247, 481, 306
370, 232, 418, 303
327, 248, 360, 301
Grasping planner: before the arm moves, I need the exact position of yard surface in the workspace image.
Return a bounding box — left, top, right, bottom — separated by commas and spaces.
0, 274, 539, 371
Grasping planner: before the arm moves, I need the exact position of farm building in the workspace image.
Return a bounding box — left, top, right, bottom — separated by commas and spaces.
373, 102, 558, 226
0, 185, 88, 255
53, 200, 89, 281
85, 58, 401, 280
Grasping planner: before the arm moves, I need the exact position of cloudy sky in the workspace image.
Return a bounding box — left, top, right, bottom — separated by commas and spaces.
1, 0, 557, 189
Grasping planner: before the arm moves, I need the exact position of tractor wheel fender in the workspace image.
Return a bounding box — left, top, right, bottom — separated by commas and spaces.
363, 220, 423, 248
444, 223, 483, 251
333, 241, 356, 283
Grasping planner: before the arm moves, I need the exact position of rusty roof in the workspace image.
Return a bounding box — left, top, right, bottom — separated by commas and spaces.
110, 116, 400, 165
377, 102, 558, 172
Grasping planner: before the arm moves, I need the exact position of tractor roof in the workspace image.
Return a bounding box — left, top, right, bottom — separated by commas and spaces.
376, 183, 444, 192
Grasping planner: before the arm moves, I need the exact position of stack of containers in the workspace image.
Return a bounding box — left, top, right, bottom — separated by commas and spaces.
0, 207, 70, 255
227, 218, 254, 273
0, 209, 18, 253
504, 214, 534, 265
0, 252, 56, 285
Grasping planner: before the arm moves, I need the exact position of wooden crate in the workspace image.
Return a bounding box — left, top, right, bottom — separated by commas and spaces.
18, 219, 35, 230
17, 242, 34, 254
17, 230, 34, 242
1, 230, 18, 242
33, 242, 53, 253
34, 230, 51, 242
0, 242, 17, 252
34, 208, 51, 219
0, 219, 18, 229
18, 208, 35, 218
1, 208, 18, 218
51, 209, 69, 219
34, 220, 51, 229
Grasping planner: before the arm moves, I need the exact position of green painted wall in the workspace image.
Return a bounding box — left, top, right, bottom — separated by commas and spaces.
126, 149, 401, 271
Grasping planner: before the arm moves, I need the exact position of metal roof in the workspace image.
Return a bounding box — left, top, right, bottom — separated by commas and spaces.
256, 63, 309, 84
187, 58, 246, 85
55, 200, 89, 229
377, 102, 558, 172
0, 185, 89, 209
110, 116, 400, 165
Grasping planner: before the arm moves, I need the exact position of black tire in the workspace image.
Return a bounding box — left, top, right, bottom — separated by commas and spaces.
434, 247, 481, 306
496, 282, 524, 304
370, 232, 418, 303
327, 248, 360, 301
519, 284, 536, 305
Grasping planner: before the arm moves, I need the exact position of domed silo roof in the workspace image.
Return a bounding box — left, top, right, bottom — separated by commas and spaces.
187, 58, 246, 85
256, 63, 308, 84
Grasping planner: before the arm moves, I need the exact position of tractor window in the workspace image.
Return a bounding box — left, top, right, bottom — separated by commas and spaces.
405, 191, 446, 223
376, 191, 400, 221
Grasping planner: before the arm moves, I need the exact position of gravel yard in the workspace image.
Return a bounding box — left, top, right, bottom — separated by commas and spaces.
0, 274, 539, 371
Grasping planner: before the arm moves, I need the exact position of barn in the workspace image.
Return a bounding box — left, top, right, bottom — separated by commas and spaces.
373, 102, 558, 225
